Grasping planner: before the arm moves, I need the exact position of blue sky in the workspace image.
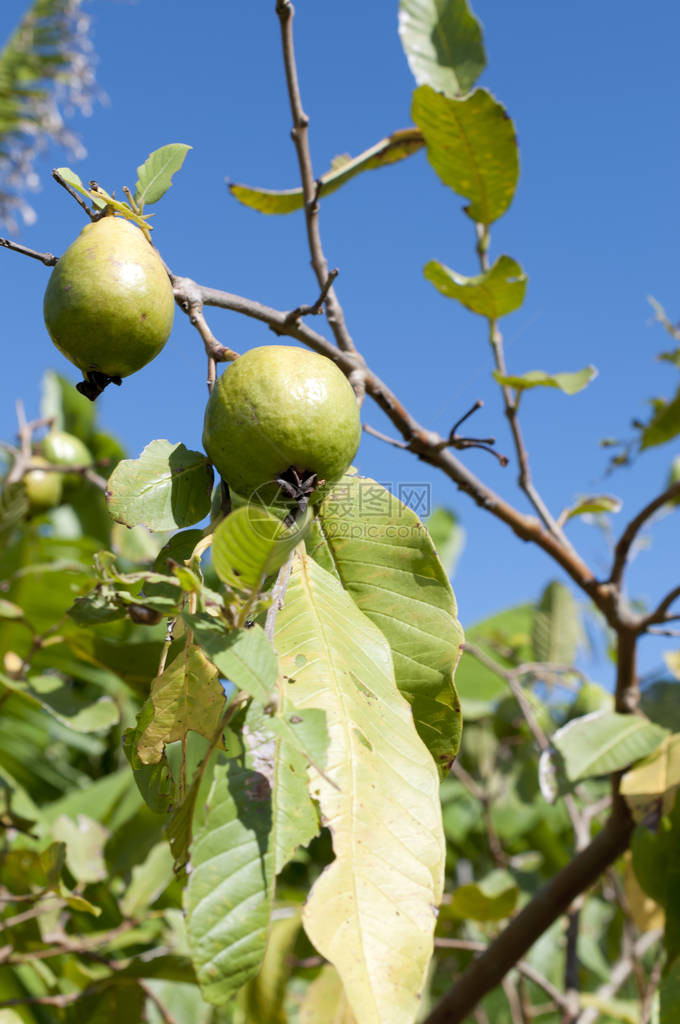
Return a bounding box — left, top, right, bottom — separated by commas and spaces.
1, 0, 679, 682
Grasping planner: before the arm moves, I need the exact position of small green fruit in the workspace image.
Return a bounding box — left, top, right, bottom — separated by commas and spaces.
567, 682, 613, 719
43, 429, 94, 490
203, 345, 361, 504
23, 457, 63, 513
43, 216, 175, 387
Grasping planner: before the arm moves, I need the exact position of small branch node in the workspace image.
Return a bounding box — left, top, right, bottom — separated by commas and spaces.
51, 169, 96, 220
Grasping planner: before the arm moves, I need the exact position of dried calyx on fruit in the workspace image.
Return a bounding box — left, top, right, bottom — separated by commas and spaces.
203, 345, 361, 509
43, 215, 175, 400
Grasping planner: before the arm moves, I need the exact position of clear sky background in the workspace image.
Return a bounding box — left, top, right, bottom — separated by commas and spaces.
1, 0, 678, 684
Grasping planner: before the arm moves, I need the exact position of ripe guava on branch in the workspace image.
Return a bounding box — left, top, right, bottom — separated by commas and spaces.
43, 215, 175, 400
202, 345, 361, 505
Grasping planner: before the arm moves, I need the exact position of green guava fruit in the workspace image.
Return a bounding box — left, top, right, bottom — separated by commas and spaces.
567, 682, 613, 719
23, 457, 63, 513
43, 429, 94, 489
43, 216, 175, 397
202, 345, 361, 505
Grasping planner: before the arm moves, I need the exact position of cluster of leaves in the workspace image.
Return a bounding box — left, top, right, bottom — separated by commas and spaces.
0, 0, 97, 232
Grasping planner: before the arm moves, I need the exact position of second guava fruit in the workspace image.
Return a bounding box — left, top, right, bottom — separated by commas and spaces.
24, 457, 63, 513
43, 429, 94, 489
203, 345, 361, 504
43, 215, 175, 384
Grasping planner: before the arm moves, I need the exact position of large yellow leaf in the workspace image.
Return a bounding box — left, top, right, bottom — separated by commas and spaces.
275, 552, 444, 1024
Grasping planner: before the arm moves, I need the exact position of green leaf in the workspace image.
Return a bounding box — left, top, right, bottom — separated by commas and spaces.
411, 85, 518, 224
52, 813, 109, 883
661, 957, 680, 1023
313, 474, 463, 774
666, 455, 680, 507
297, 964, 354, 1023
107, 440, 214, 531
41, 369, 97, 441
211, 505, 311, 591
187, 616, 277, 703
531, 581, 584, 665
120, 840, 175, 917
448, 603, 534, 714
399, 0, 486, 96
185, 756, 275, 1005
493, 365, 598, 395
0, 600, 24, 620
561, 494, 622, 522
448, 877, 519, 921
578, 994, 640, 1024
134, 143, 192, 208
275, 551, 445, 1024
641, 386, 680, 449
424, 254, 527, 318
237, 910, 302, 1024
228, 129, 424, 214
0, 671, 119, 734
552, 711, 668, 782
54, 165, 106, 209
133, 646, 226, 765
424, 506, 464, 577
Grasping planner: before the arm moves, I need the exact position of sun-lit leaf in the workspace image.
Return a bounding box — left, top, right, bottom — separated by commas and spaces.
621, 734, 680, 818
120, 841, 175, 918
229, 129, 424, 214
0, 671, 119, 733
561, 494, 622, 522
411, 85, 518, 224
551, 711, 668, 782
665, 652, 680, 680
493, 365, 598, 395
237, 911, 302, 1024
666, 455, 680, 507
399, 0, 486, 97
275, 552, 445, 1024
186, 616, 277, 703
312, 474, 463, 774
134, 143, 192, 208
52, 813, 109, 883
425, 254, 527, 318
298, 964, 356, 1024
107, 440, 214, 532
211, 505, 310, 592
134, 646, 226, 765
641, 386, 680, 449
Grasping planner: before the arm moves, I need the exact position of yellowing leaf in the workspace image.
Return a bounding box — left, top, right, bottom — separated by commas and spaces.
276, 552, 444, 1024
621, 733, 680, 818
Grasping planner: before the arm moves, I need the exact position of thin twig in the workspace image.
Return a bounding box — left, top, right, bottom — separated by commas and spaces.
610, 479, 680, 585
641, 584, 680, 629
0, 237, 58, 266
275, 0, 358, 358
140, 980, 176, 1024
573, 929, 663, 1024
51, 168, 97, 219
434, 939, 569, 1011
283, 268, 339, 324
363, 423, 409, 448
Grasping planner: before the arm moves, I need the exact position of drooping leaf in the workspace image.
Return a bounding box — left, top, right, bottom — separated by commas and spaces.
185, 756, 275, 1005
275, 552, 445, 1024
0, 671, 119, 734
641, 386, 680, 449
551, 711, 668, 782
211, 505, 310, 591
411, 85, 518, 224
134, 143, 192, 208
133, 646, 226, 765
493, 365, 598, 395
107, 440, 214, 531
424, 254, 526, 318
398, 0, 486, 97
531, 581, 584, 665
424, 506, 464, 577
229, 129, 424, 214
312, 474, 463, 774
561, 494, 622, 522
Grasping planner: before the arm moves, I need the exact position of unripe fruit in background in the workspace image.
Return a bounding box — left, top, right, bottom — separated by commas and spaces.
42, 429, 94, 488
43, 216, 175, 398
23, 457, 63, 513
202, 345, 361, 505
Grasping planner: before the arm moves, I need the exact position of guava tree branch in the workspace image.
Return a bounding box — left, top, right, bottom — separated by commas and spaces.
423, 799, 635, 1024
0, 237, 58, 265
609, 478, 680, 585
274, 0, 358, 362
573, 928, 662, 1024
